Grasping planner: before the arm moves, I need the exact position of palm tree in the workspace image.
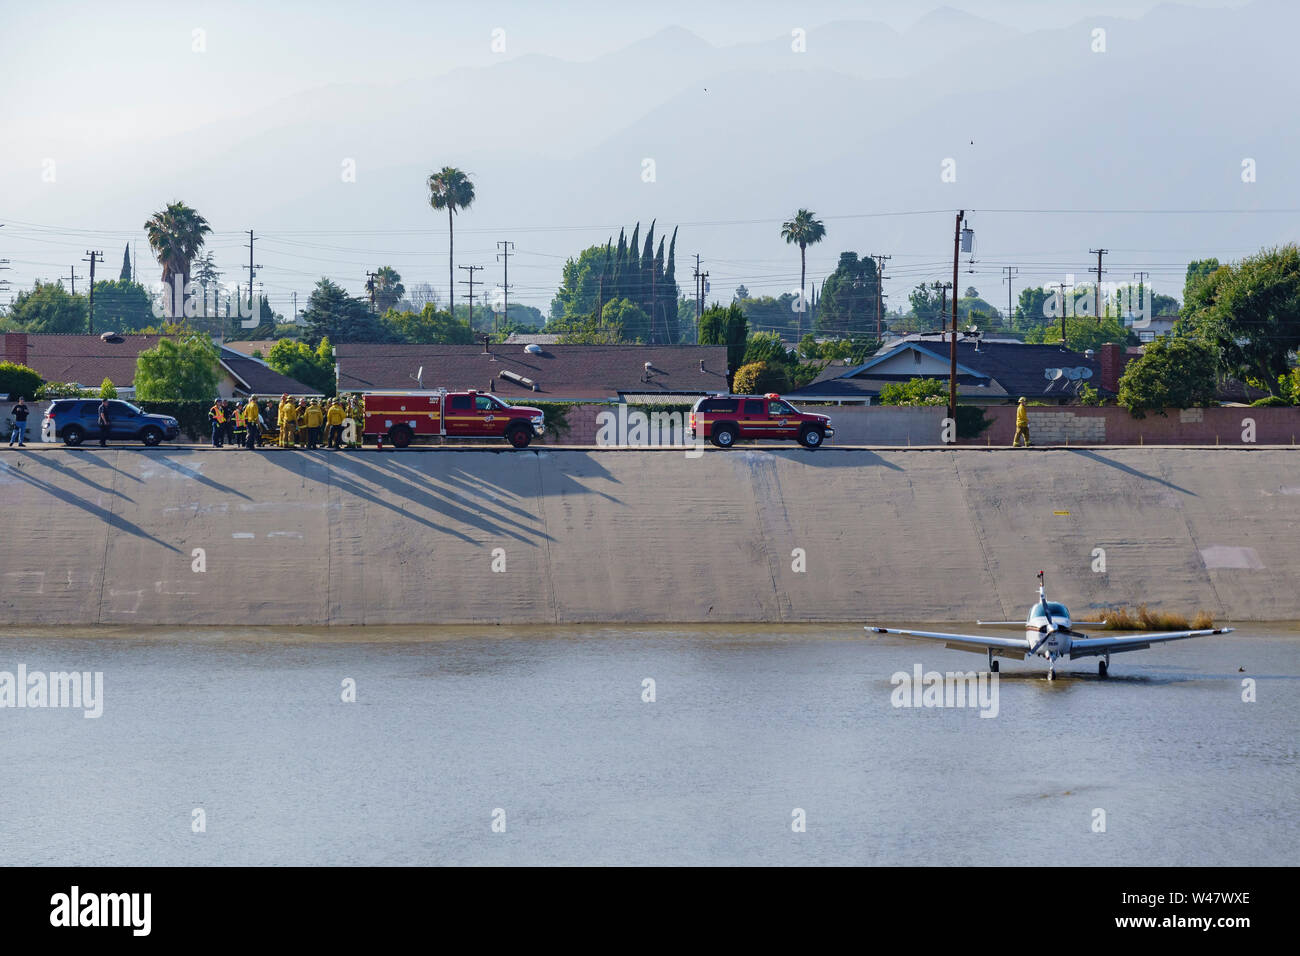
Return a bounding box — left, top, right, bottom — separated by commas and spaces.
427, 167, 476, 316
144, 201, 212, 321
780, 209, 826, 338
371, 266, 405, 312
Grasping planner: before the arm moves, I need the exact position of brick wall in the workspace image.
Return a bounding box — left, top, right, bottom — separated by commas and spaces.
965, 404, 1300, 445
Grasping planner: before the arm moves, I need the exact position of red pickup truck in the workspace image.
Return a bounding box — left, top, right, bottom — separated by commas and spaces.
361, 390, 545, 448
689, 393, 833, 449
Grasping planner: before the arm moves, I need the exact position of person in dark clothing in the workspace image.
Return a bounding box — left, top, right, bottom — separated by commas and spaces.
7, 397, 28, 446
97, 398, 111, 447
223, 401, 236, 446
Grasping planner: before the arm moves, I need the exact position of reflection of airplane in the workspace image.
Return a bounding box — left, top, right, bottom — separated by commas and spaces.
866, 572, 1232, 680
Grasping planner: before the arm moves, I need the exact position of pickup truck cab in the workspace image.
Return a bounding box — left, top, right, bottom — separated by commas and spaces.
689, 393, 833, 449
362, 390, 545, 448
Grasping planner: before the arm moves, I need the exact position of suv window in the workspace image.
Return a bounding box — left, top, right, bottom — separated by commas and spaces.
743, 400, 764, 416
450, 395, 471, 411
475, 395, 498, 411
769, 400, 795, 415
110, 400, 139, 416
701, 399, 738, 413
80, 401, 101, 415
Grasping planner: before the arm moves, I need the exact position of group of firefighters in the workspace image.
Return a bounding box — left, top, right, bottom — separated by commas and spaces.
207, 393, 360, 450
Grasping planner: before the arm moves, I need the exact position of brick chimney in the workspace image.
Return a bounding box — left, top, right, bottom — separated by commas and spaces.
1099, 341, 1126, 393
3, 332, 27, 366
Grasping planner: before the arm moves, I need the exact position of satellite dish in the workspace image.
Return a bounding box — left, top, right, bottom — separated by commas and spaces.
1044, 368, 1064, 381
524, 343, 543, 354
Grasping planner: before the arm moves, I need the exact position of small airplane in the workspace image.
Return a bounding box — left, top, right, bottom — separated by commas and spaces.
866, 571, 1232, 680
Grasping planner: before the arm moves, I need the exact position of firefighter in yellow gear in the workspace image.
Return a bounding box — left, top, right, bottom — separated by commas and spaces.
326, 399, 346, 449
244, 398, 262, 449
1013, 397, 1031, 447
303, 399, 324, 449
278, 394, 298, 447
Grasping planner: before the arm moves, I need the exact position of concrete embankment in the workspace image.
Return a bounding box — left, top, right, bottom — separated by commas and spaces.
1, 446, 1297, 626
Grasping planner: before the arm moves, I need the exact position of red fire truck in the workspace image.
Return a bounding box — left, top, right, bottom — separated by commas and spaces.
361, 390, 545, 448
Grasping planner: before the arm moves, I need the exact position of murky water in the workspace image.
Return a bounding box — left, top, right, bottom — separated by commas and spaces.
0, 624, 1295, 865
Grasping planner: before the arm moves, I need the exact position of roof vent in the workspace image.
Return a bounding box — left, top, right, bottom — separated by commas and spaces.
524, 343, 543, 354
699, 359, 705, 371
499, 369, 537, 389
100, 331, 118, 342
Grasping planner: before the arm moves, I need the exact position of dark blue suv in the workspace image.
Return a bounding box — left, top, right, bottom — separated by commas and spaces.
43, 399, 181, 447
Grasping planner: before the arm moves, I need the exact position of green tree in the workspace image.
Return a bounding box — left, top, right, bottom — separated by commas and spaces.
817, 252, 881, 336
1179, 245, 1300, 393
8, 281, 87, 333
732, 360, 790, 395
301, 278, 389, 345
1117, 336, 1218, 417
266, 337, 336, 395
1014, 286, 1053, 330
1183, 258, 1222, 304
143, 201, 212, 320
91, 279, 155, 332
549, 224, 679, 342
547, 313, 624, 344
908, 283, 947, 327
0, 362, 43, 399
780, 209, 826, 338
99, 377, 118, 399
600, 297, 652, 343
119, 244, 132, 281
382, 304, 474, 344
134, 333, 221, 401
1023, 315, 1134, 352
367, 266, 405, 313
878, 377, 947, 406
427, 167, 476, 316
735, 292, 801, 339
699, 303, 749, 385
743, 331, 791, 367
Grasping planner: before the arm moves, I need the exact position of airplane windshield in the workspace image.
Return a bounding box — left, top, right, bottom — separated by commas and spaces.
1030, 602, 1069, 619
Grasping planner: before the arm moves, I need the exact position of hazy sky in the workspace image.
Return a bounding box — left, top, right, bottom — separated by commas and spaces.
0, 0, 1269, 317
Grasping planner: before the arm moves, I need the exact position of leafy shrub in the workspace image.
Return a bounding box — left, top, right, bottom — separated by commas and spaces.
0, 361, 43, 400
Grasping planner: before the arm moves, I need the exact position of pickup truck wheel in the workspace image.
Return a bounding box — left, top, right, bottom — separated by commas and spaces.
141, 426, 163, 447
798, 426, 824, 449
389, 425, 412, 449
62, 425, 85, 447
507, 425, 531, 448
712, 424, 737, 448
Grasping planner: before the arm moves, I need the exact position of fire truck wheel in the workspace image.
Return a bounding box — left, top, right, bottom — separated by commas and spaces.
798, 426, 824, 449
506, 425, 532, 448
389, 425, 412, 449
711, 424, 737, 448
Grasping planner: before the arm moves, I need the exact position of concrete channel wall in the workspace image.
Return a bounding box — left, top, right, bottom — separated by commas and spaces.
1, 446, 1297, 626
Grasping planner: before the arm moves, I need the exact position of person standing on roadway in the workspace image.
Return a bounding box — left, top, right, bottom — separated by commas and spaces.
1013, 397, 1032, 447
7, 396, 28, 446
244, 397, 262, 449
326, 399, 345, 449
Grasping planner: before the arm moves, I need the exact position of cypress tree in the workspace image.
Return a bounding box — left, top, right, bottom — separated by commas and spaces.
119, 243, 132, 281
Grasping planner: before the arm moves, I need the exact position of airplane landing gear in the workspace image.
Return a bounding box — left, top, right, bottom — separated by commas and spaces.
1047, 657, 1058, 681
987, 649, 999, 673
1098, 656, 1110, 678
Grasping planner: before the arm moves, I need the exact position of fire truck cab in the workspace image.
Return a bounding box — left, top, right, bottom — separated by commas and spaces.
361, 390, 545, 448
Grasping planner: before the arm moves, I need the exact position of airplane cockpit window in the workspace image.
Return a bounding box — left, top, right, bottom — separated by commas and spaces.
1030, 603, 1070, 618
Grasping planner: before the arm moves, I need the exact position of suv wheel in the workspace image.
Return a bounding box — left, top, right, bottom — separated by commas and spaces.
798, 426, 824, 449
141, 426, 163, 447
62, 425, 85, 447
712, 424, 737, 448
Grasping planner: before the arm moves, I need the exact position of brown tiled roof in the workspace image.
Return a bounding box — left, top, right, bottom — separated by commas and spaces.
1, 333, 320, 395
334, 344, 730, 401
221, 339, 282, 358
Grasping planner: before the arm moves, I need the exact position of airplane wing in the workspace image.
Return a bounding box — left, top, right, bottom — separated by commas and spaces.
866, 626, 1028, 659
976, 620, 1026, 627
1068, 627, 1233, 659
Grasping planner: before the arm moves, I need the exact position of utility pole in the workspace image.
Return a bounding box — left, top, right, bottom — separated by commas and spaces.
68, 266, 81, 295
246, 231, 261, 326
83, 250, 103, 333
1089, 248, 1108, 323
693, 254, 703, 327
932, 281, 952, 323
292, 291, 298, 325
365, 271, 379, 312
1001, 265, 1018, 327
872, 254, 891, 341
496, 241, 514, 334
1056, 282, 1070, 347
459, 264, 482, 332
1132, 270, 1149, 324
949, 211, 965, 423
